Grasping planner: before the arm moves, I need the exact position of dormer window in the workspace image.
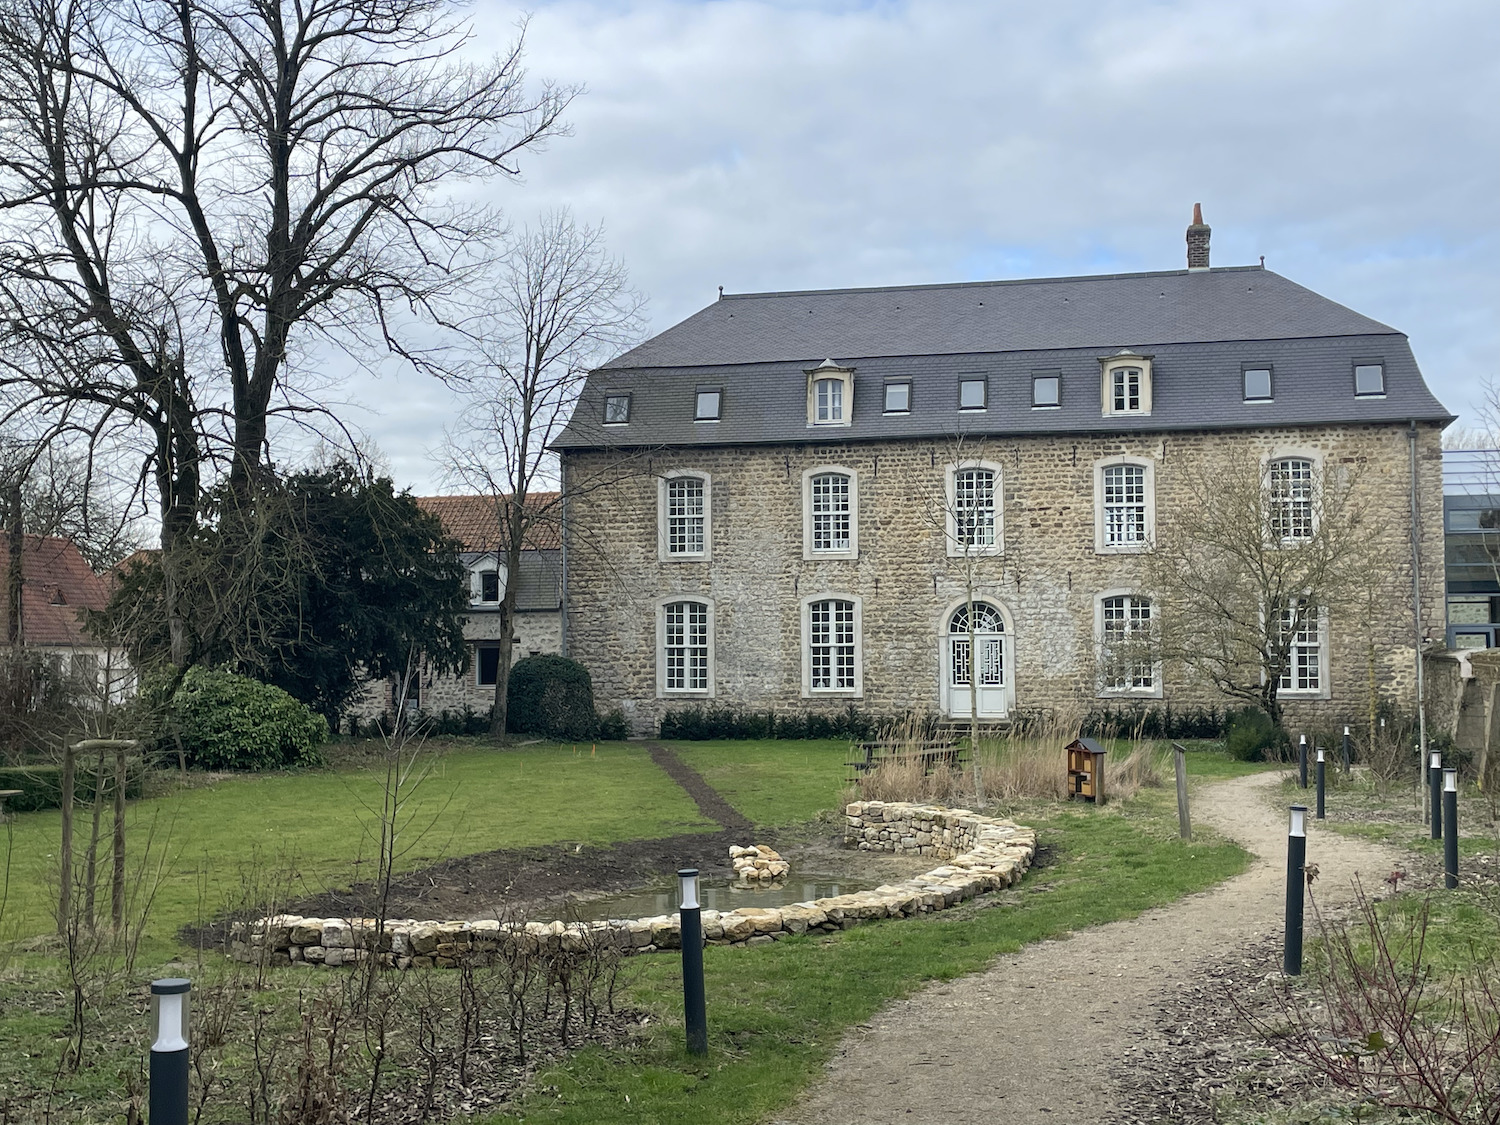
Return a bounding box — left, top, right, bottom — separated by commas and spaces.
695, 387, 721, 421
480, 570, 500, 603
806, 360, 854, 426
1354, 362, 1385, 397
604, 392, 631, 424
1101, 351, 1152, 416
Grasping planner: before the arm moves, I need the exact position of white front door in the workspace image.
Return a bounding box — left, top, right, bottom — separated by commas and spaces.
945, 603, 1008, 719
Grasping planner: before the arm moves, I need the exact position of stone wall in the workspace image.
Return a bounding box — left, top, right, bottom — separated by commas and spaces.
562, 422, 1445, 735
232, 802, 1036, 969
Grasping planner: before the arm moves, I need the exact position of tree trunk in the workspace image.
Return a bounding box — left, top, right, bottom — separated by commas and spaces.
489, 597, 517, 740
6, 478, 23, 651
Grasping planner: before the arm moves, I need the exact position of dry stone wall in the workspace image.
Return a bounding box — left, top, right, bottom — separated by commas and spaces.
562, 422, 1444, 734
231, 802, 1036, 969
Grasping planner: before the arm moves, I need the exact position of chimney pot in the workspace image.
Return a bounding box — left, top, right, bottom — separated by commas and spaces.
1186, 204, 1211, 271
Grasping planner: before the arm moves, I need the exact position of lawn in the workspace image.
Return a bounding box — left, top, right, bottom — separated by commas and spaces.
667, 739, 851, 824
488, 787, 1249, 1125
0, 739, 714, 947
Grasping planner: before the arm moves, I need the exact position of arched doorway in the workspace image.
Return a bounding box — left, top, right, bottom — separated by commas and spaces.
943, 601, 1010, 719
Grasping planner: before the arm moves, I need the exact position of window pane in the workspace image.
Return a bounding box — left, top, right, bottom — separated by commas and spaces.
954, 468, 996, 547
1269, 459, 1314, 542
1102, 464, 1146, 546
695, 389, 721, 420
1354, 364, 1384, 395
1111, 368, 1141, 412
811, 473, 851, 552
1032, 375, 1060, 406
480, 570, 500, 602
1243, 369, 1272, 400
667, 477, 705, 554
884, 382, 910, 412
1277, 599, 1321, 691
1100, 595, 1154, 691
664, 600, 710, 691
604, 394, 631, 423
815, 378, 844, 422
477, 646, 500, 686
959, 379, 986, 409
809, 599, 856, 689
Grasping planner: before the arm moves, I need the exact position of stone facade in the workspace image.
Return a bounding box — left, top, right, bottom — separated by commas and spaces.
562, 421, 1445, 735
231, 802, 1036, 968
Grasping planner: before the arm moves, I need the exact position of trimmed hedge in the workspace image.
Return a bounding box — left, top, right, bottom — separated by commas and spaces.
506, 655, 599, 740
659, 703, 887, 741
0, 762, 145, 813
171, 668, 329, 770
1079, 704, 1229, 741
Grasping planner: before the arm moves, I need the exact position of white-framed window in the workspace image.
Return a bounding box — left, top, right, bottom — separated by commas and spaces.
476, 645, 501, 687
469, 555, 504, 604
1095, 592, 1160, 697
959, 377, 987, 411
1267, 456, 1316, 543
801, 594, 862, 696
479, 570, 500, 603
657, 472, 711, 561
1032, 373, 1061, 408
1276, 598, 1328, 696
806, 361, 854, 426
604, 392, 631, 424
884, 381, 911, 413
694, 387, 721, 421
803, 467, 859, 559
1101, 354, 1152, 415
1093, 457, 1155, 553
946, 461, 1002, 557
657, 597, 714, 696
1354, 361, 1385, 397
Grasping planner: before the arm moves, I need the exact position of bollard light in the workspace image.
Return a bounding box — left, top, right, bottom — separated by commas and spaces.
1298, 735, 1309, 789
1443, 768, 1459, 890
1315, 747, 1326, 820
1285, 806, 1308, 976
150, 978, 190, 1125
1342, 725, 1352, 773
677, 868, 707, 1056
678, 868, 700, 911
1430, 751, 1444, 840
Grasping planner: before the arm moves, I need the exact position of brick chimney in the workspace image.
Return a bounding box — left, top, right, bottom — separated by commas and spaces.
1186, 203, 1210, 271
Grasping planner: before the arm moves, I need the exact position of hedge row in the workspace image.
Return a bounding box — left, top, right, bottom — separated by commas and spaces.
659, 703, 892, 741
0, 762, 146, 813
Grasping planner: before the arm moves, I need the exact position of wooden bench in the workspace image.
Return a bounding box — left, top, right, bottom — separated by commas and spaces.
846, 740, 964, 778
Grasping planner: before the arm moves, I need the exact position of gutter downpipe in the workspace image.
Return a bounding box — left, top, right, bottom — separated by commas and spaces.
1408, 421, 1428, 819
559, 458, 569, 659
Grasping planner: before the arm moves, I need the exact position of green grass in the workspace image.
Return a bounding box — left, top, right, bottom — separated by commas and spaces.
1172, 741, 1286, 780
666, 740, 851, 825
0, 740, 714, 947
485, 788, 1251, 1125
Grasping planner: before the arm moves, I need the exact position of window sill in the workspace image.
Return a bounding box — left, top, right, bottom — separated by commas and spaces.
1243, 398, 1273, 405
1094, 543, 1149, 555
946, 546, 1003, 559
804, 688, 862, 699
1096, 687, 1163, 700
602, 421, 629, 427
693, 418, 720, 424
805, 549, 859, 562
1031, 403, 1061, 410
662, 553, 711, 563
882, 409, 910, 416
661, 688, 713, 698
807, 421, 851, 428
1354, 392, 1386, 399
957, 407, 987, 414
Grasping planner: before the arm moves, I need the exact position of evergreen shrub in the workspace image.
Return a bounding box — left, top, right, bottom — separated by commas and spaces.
506, 655, 599, 739
171, 667, 329, 770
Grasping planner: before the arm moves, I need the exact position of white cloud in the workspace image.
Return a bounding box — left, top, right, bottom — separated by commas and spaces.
347, 0, 1500, 489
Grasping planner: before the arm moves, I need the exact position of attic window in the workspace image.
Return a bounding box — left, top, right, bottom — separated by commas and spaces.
883, 381, 911, 413
1101, 352, 1152, 416
958, 377, 987, 411
47, 585, 66, 606
1243, 367, 1273, 401
695, 388, 722, 421
1354, 362, 1385, 397
480, 570, 500, 603
806, 362, 854, 426
1032, 373, 1061, 408
603, 393, 631, 424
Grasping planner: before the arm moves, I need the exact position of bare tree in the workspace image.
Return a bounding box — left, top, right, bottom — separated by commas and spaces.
1145, 446, 1371, 725
444, 212, 645, 738
0, 0, 570, 663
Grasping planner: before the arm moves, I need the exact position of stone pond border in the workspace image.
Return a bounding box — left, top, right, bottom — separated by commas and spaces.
230, 802, 1036, 969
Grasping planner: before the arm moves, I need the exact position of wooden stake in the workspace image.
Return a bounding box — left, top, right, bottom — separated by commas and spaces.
1172, 742, 1192, 841
58, 738, 74, 935
111, 743, 126, 930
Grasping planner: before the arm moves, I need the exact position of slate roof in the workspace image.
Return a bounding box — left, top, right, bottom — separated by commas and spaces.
0, 535, 111, 648
555, 265, 1451, 450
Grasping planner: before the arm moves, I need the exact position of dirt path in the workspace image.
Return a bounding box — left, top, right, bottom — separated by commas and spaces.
645, 742, 753, 833
776, 772, 1400, 1125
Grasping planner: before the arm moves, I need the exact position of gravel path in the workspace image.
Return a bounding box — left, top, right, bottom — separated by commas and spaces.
776, 771, 1401, 1125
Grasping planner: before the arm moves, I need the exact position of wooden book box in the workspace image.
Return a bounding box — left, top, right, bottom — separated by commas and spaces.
1066, 737, 1107, 805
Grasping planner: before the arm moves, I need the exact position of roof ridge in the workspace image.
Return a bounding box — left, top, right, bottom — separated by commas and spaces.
718, 264, 1268, 302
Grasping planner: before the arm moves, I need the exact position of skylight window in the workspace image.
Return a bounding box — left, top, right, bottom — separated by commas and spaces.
884, 381, 911, 413
1032, 373, 1060, 408
959, 377, 987, 411
695, 388, 721, 421
1243, 367, 1272, 401
604, 393, 631, 424
1354, 363, 1385, 396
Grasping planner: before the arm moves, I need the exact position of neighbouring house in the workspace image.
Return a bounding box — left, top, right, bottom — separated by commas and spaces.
0, 533, 130, 704
352, 494, 563, 724
554, 209, 1452, 735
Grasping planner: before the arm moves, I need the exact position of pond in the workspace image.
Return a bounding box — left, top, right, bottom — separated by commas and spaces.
551, 873, 875, 923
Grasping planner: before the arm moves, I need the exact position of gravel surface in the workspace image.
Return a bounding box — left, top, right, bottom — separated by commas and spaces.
775, 772, 1403, 1125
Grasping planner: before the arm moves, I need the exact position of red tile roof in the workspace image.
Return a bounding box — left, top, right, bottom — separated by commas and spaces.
0, 535, 111, 648
414, 494, 562, 552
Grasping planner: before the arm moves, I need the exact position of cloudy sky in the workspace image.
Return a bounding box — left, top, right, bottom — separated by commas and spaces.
353, 0, 1500, 492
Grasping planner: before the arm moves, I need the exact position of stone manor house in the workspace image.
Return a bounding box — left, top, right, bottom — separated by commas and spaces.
553, 213, 1451, 736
